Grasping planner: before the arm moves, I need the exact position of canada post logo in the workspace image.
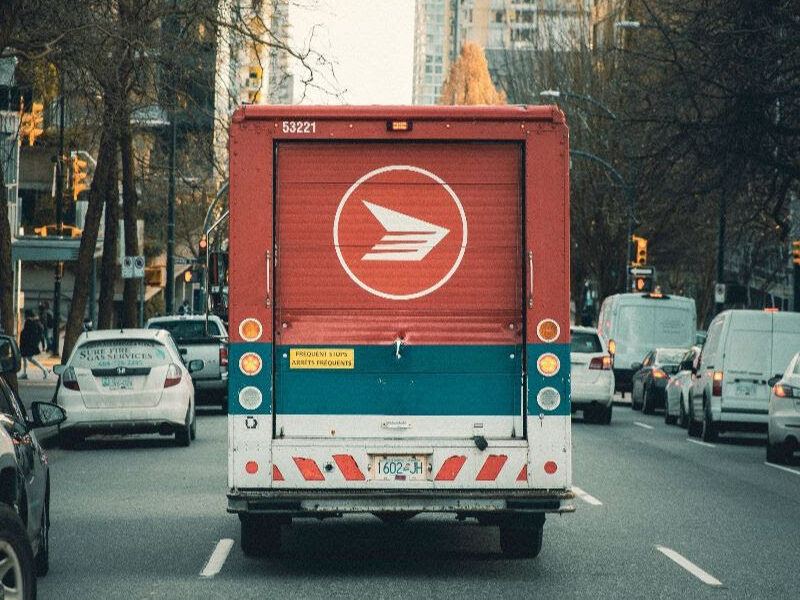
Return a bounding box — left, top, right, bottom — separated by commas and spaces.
333, 165, 468, 301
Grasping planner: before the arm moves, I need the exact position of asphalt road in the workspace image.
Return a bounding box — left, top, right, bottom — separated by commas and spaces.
18, 386, 800, 600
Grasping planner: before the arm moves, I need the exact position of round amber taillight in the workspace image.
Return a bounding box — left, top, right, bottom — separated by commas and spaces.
537, 353, 560, 376
239, 318, 263, 342
537, 319, 560, 343
239, 352, 262, 376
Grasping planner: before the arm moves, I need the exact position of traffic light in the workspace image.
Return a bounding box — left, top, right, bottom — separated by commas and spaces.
793, 240, 800, 266
184, 268, 195, 283
199, 234, 208, 255
18, 101, 44, 147
633, 274, 654, 293
71, 152, 89, 200
632, 235, 648, 266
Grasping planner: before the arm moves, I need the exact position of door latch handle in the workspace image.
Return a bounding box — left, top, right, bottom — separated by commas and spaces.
527, 250, 534, 309
394, 337, 404, 360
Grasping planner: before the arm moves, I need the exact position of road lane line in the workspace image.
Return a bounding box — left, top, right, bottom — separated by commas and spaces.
633, 421, 654, 430
200, 538, 234, 578
657, 546, 722, 586
688, 439, 716, 448
764, 462, 800, 476
572, 486, 603, 506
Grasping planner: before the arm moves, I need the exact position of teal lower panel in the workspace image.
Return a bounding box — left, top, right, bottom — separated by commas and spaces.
275, 344, 522, 416
228, 343, 272, 415
527, 343, 571, 416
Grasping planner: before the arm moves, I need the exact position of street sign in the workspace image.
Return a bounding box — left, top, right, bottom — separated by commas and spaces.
714, 283, 726, 304
628, 265, 655, 277
173, 256, 198, 265
122, 255, 145, 279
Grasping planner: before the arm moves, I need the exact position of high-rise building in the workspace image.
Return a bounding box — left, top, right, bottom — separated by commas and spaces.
413, 0, 593, 104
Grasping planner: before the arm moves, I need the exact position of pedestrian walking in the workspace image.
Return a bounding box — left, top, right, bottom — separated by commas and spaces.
177, 299, 191, 315
39, 300, 54, 352
19, 309, 47, 379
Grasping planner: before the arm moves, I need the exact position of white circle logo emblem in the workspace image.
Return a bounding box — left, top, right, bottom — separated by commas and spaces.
333, 165, 468, 301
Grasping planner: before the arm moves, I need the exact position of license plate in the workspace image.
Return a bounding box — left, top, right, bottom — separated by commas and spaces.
371, 455, 427, 481
101, 376, 134, 390
736, 382, 756, 396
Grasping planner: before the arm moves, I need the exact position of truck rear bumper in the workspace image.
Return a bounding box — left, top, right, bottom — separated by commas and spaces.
227, 489, 575, 516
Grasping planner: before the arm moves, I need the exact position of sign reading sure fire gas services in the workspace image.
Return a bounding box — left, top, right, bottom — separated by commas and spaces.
289, 348, 354, 369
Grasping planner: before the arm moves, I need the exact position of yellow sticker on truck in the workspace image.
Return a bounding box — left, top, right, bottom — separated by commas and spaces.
289, 348, 354, 369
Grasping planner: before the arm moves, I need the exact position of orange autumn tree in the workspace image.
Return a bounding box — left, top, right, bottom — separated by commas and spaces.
439, 42, 506, 105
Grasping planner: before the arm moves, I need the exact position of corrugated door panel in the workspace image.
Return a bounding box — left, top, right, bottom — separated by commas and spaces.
275, 142, 523, 439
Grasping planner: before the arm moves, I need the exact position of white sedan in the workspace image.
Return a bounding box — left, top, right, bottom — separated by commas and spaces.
54, 329, 202, 448
664, 346, 700, 427
570, 326, 615, 424
767, 351, 800, 464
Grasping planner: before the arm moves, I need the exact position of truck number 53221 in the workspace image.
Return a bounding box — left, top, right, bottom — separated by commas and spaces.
282, 120, 316, 134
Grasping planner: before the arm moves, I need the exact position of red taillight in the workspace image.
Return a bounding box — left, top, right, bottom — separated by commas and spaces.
164, 363, 182, 388
219, 346, 228, 367
653, 369, 667, 379
589, 355, 612, 370
712, 371, 723, 396
62, 367, 79, 391
774, 384, 795, 398
544, 461, 558, 474
245, 461, 259, 474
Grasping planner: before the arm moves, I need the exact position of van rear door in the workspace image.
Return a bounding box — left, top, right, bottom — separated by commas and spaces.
274, 142, 523, 440
722, 312, 772, 411
770, 313, 800, 378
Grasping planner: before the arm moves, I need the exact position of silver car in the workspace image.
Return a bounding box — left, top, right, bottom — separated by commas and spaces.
664, 346, 701, 427
767, 351, 800, 464
0, 333, 66, 578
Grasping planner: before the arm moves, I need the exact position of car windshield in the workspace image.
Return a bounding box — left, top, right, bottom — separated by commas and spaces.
655, 349, 686, 365
148, 320, 222, 340
69, 340, 170, 369
570, 331, 602, 353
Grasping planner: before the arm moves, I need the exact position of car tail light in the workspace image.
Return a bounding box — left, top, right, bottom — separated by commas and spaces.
219, 346, 228, 367
712, 371, 723, 396
653, 369, 667, 379
544, 461, 558, 474
589, 355, 612, 370
774, 384, 796, 398
537, 353, 560, 376
62, 367, 80, 391
164, 363, 182, 388
608, 339, 616, 356
239, 352, 262, 376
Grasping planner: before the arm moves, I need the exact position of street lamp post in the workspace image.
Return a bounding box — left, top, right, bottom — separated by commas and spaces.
165, 111, 176, 314
540, 90, 635, 292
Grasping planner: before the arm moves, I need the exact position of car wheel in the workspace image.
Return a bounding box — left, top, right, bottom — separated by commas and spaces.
35, 490, 49, 577
240, 514, 281, 557
679, 396, 688, 429
190, 412, 197, 441
583, 406, 597, 424
642, 386, 655, 415
59, 430, 82, 450
701, 400, 718, 443
664, 397, 677, 425
687, 396, 701, 437
631, 387, 641, 411
0, 504, 36, 600
766, 440, 788, 464
499, 518, 544, 558
175, 424, 191, 447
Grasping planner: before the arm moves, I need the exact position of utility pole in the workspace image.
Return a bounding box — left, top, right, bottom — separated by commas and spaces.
165, 111, 176, 314
714, 194, 727, 315
52, 71, 65, 356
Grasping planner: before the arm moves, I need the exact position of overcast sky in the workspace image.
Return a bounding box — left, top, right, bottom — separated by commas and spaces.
290, 0, 415, 105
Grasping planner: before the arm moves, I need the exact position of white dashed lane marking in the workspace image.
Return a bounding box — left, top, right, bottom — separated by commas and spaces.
764, 462, 800, 477
657, 546, 723, 586
200, 538, 234, 578
687, 439, 716, 448
572, 486, 603, 506
633, 421, 654, 430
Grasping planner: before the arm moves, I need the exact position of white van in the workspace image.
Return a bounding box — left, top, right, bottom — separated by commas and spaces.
598, 292, 697, 393
688, 310, 800, 441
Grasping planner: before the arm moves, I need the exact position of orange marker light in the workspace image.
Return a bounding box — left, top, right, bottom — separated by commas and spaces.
608, 339, 616, 356
537, 353, 560, 376
239, 318, 263, 342
387, 120, 412, 131
239, 352, 262, 376
537, 319, 560, 343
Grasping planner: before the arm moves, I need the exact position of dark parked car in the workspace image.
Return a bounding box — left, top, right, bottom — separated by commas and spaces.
631, 347, 687, 414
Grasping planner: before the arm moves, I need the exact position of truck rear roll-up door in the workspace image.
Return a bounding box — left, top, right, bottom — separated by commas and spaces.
274, 142, 524, 439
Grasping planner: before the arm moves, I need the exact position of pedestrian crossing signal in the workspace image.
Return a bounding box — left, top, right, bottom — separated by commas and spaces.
793, 240, 800, 266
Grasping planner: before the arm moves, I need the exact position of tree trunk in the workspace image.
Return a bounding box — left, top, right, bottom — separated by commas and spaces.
97, 174, 120, 330
62, 105, 119, 360
0, 142, 18, 391
120, 118, 139, 327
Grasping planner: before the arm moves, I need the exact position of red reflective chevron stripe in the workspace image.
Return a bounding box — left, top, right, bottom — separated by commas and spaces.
293, 457, 325, 481
272, 465, 284, 481
332, 454, 365, 481
517, 464, 527, 482
434, 456, 467, 481
475, 455, 508, 481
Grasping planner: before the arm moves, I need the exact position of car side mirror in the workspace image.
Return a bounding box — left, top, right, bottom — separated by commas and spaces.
0, 334, 21, 375
768, 375, 782, 387
29, 402, 66, 428
188, 360, 204, 373
52, 364, 66, 376
631, 362, 642, 371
